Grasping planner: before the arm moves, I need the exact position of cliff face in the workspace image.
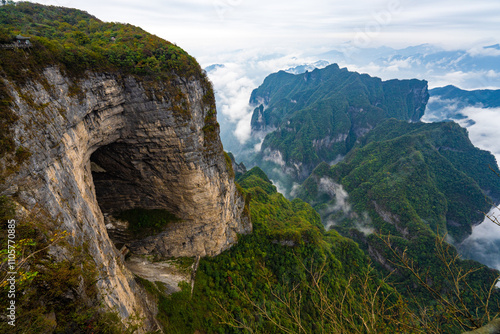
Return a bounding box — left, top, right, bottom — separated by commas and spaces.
0, 66, 250, 330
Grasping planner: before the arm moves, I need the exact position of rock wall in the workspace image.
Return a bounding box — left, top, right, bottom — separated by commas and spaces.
0, 67, 250, 331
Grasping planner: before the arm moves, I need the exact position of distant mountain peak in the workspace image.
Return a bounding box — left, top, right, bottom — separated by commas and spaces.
284, 60, 330, 75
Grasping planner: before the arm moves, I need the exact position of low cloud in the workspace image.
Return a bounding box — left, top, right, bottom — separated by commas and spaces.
271, 179, 286, 195
263, 149, 286, 167
423, 97, 500, 165
355, 212, 374, 236
456, 106, 500, 163
289, 182, 302, 198
204, 49, 326, 145
458, 207, 500, 271
421, 96, 462, 123
207, 63, 256, 143
254, 137, 265, 153
318, 177, 374, 235
319, 177, 351, 213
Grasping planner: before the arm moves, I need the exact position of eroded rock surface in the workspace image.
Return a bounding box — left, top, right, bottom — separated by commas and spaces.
0, 67, 251, 331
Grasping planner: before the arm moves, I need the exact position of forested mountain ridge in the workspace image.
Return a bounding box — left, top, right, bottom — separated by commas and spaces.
424, 85, 500, 123
295, 119, 500, 330
243, 64, 500, 333
248, 64, 429, 180
298, 119, 500, 242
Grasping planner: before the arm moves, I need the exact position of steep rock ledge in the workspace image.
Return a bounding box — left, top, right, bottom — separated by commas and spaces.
0, 67, 251, 331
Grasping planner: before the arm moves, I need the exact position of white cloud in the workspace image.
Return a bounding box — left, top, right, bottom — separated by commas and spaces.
318, 177, 351, 213
459, 207, 500, 271
421, 96, 462, 123
457, 106, 500, 164
26, 0, 500, 56
262, 149, 286, 167
467, 45, 500, 57
270, 179, 286, 195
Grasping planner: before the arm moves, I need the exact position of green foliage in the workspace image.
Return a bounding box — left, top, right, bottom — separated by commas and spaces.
0, 2, 203, 80
0, 77, 17, 161
14, 145, 30, 164
224, 151, 235, 179
202, 98, 221, 154
154, 168, 411, 333
236, 166, 277, 195
115, 208, 180, 238
296, 119, 500, 325
0, 195, 14, 221
249, 64, 429, 180
0, 201, 128, 333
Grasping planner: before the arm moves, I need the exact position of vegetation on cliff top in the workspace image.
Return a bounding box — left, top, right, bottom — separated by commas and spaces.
0, 2, 203, 80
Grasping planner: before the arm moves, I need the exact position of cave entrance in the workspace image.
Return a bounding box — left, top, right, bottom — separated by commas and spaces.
89, 142, 198, 292
89, 142, 181, 251
90, 142, 154, 214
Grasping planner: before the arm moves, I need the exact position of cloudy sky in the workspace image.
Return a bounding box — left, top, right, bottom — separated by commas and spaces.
22, 0, 500, 150
27, 0, 500, 59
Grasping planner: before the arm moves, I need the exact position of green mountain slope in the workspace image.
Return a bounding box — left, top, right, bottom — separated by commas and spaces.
149, 167, 395, 333
248, 64, 429, 181
152, 166, 500, 333
298, 119, 500, 242
296, 119, 500, 328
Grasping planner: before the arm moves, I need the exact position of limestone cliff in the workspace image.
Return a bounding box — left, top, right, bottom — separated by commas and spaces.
0, 65, 250, 331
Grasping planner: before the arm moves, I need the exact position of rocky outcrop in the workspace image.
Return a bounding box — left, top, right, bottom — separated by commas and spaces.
0, 67, 250, 331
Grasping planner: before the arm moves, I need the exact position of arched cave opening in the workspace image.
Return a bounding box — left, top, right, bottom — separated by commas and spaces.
85, 132, 245, 260
89, 142, 201, 290
90, 142, 157, 213
89, 142, 180, 251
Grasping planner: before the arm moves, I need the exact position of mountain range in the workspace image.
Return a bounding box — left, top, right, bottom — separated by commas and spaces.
424, 85, 500, 123
247, 63, 428, 184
